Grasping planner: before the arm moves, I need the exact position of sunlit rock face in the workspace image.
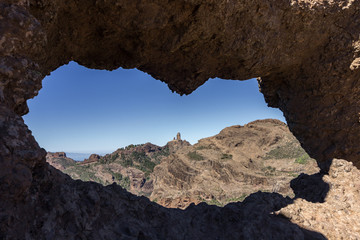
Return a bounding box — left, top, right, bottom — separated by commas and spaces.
2, 0, 360, 166
1, 0, 360, 239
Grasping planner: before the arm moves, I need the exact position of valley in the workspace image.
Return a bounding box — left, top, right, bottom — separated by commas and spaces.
47, 119, 318, 209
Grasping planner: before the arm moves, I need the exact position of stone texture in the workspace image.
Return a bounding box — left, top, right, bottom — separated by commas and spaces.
278, 159, 360, 240
0, 0, 358, 166
1, 0, 360, 239
2, 164, 329, 240
46, 152, 76, 171
49, 120, 319, 208
83, 154, 101, 164
150, 119, 319, 208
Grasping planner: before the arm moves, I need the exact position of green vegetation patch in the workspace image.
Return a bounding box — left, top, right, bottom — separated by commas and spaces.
99, 152, 119, 164
206, 198, 223, 207
288, 172, 299, 178
264, 141, 308, 160
196, 145, 211, 150
132, 151, 155, 170
110, 171, 123, 182
77, 143, 167, 185
152, 146, 170, 163
226, 194, 248, 203
198, 193, 248, 207
120, 153, 134, 167
63, 165, 103, 184
262, 166, 277, 176
295, 154, 310, 164
55, 158, 76, 169
119, 176, 130, 189
221, 153, 233, 160
187, 151, 204, 161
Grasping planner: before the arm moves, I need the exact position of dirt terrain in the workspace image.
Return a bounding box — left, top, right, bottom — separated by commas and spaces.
48, 119, 318, 209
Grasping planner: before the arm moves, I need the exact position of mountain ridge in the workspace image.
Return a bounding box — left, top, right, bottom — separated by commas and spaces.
47, 119, 318, 209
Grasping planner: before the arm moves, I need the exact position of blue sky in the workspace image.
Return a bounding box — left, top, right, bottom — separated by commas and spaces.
23, 61, 285, 154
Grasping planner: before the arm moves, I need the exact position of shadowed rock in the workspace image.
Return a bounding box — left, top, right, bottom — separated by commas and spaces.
290, 173, 329, 203
2, 0, 359, 166
1, 1, 360, 239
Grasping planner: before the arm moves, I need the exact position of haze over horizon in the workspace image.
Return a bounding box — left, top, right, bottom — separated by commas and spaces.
23, 61, 286, 154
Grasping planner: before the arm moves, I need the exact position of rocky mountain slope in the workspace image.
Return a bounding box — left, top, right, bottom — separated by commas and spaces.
47, 119, 318, 209
46, 152, 76, 171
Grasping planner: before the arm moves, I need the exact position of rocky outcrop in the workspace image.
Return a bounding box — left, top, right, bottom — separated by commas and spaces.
166, 138, 191, 152
82, 154, 101, 164
0, 0, 358, 166
47, 120, 319, 210
278, 159, 360, 240
1, 1, 360, 239
46, 152, 76, 171
150, 119, 319, 208
47, 152, 67, 159
7, 158, 360, 239
1, 0, 360, 166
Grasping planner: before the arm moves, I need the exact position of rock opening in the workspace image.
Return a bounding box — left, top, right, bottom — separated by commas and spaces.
1, 0, 360, 239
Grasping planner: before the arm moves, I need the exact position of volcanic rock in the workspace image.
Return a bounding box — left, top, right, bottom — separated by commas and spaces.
46, 152, 76, 171
166, 138, 191, 153
83, 154, 101, 164
49, 120, 319, 209
1, 1, 360, 239
48, 152, 67, 158
278, 159, 360, 240
1, 0, 360, 166
150, 119, 319, 208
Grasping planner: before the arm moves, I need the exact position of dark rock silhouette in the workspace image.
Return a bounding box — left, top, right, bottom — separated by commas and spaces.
290, 173, 329, 203
1, 1, 360, 239
2, 0, 360, 166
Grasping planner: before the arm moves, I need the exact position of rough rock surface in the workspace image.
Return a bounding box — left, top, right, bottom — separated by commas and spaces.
48, 119, 319, 208
1, 0, 359, 166
56, 143, 165, 195
166, 138, 192, 152
46, 152, 76, 171
1, 0, 360, 239
5, 157, 360, 239
82, 153, 101, 164
150, 119, 319, 208
278, 159, 360, 240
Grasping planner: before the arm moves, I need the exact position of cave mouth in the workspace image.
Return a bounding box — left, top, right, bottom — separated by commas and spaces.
24, 61, 286, 155
21, 61, 321, 209
2, 1, 360, 238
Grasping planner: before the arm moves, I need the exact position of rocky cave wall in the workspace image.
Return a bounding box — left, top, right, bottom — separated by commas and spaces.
1, 0, 360, 239
2, 0, 360, 167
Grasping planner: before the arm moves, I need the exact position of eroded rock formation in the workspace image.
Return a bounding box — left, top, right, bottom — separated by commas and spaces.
278, 159, 360, 239
48, 120, 319, 209
46, 152, 76, 171
83, 154, 101, 164
1, 0, 360, 166
1, 0, 360, 239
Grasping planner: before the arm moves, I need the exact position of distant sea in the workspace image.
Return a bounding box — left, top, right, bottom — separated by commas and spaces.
66, 153, 92, 161
66, 152, 109, 161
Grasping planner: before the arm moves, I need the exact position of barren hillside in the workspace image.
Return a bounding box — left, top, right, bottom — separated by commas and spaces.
47, 119, 318, 209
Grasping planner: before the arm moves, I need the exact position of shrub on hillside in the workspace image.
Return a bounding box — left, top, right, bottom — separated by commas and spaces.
264, 142, 308, 160
221, 154, 233, 160
187, 151, 204, 161
295, 154, 309, 164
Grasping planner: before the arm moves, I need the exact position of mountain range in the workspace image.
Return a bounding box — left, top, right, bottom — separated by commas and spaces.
46, 119, 319, 209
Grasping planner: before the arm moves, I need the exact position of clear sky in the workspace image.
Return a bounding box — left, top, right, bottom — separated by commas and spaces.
23, 61, 285, 154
